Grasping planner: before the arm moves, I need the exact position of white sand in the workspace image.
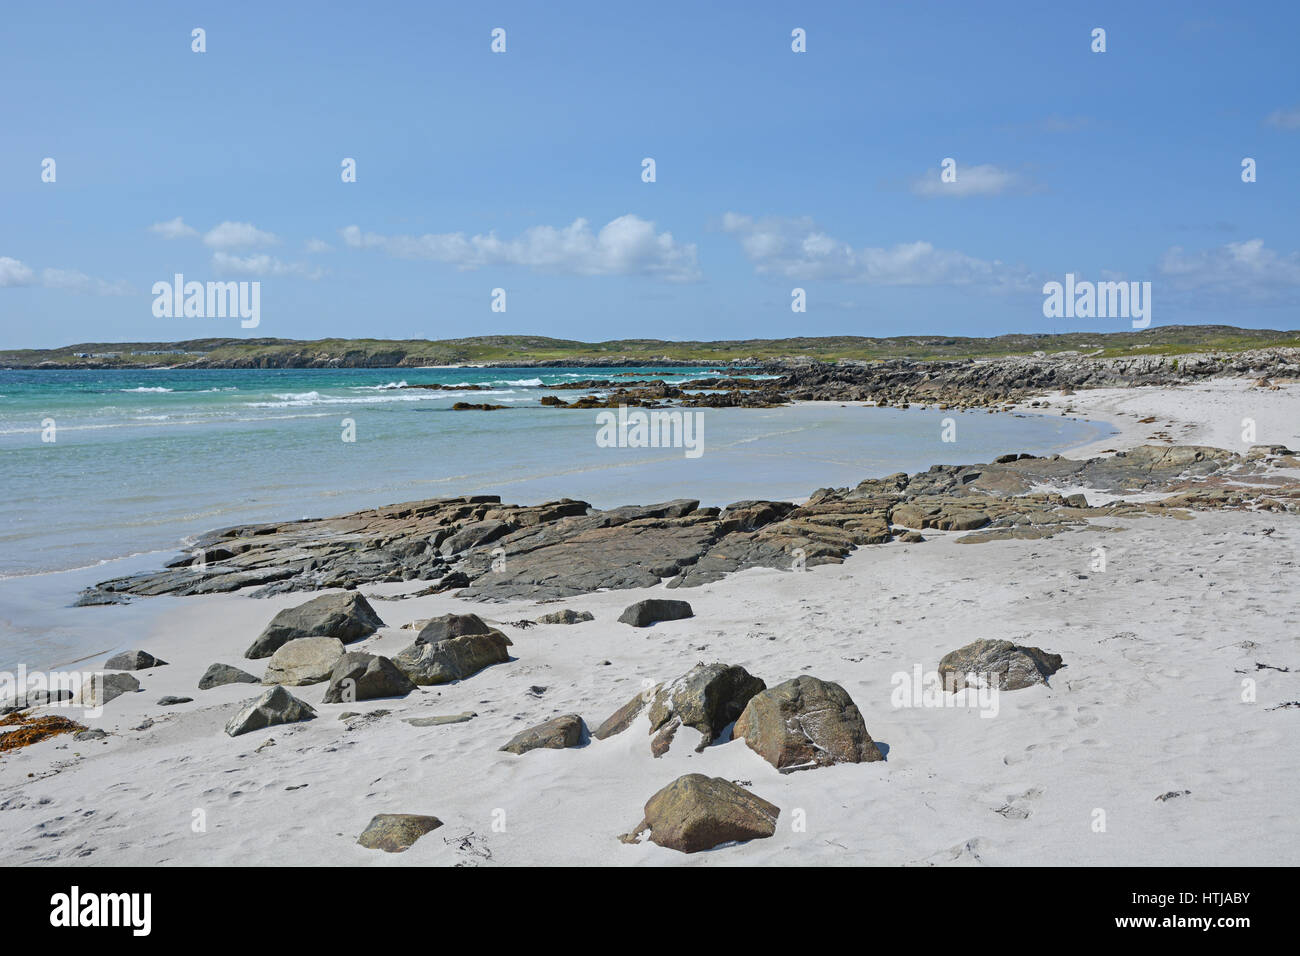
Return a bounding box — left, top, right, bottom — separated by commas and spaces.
2, 378, 1298, 866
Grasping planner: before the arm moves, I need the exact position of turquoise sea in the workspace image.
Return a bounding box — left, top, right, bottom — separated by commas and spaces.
0, 366, 1113, 579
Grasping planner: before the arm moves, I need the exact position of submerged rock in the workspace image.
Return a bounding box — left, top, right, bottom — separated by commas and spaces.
622, 774, 779, 853
245, 591, 384, 660
224, 685, 316, 737
938, 638, 1064, 691
734, 675, 883, 772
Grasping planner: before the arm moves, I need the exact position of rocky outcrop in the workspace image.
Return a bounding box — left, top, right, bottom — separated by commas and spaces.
245, 592, 383, 659
938, 639, 1064, 691
357, 813, 444, 852
198, 663, 259, 690
647, 663, 766, 755
621, 774, 779, 853
224, 685, 316, 736
262, 637, 346, 686
618, 599, 694, 627
734, 676, 883, 772
500, 714, 586, 754
104, 650, 167, 670
322, 652, 416, 703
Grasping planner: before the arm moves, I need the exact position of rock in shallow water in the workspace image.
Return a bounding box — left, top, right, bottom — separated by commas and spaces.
734, 675, 883, 773
500, 714, 586, 754
938, 638, 1064, 691
224, 685, 316, 737
245, 591, 384, 660
622, 774, 779, 853
357, 813, 443, 852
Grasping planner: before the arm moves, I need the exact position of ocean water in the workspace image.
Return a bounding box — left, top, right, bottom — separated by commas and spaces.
0, 367, 1113, 580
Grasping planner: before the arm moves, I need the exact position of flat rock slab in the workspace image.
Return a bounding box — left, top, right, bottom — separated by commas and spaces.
735, 675, 883, 773
619, 598, 694, 627
225, 685, 316, 737
623, 774, 779, 853
104, 650, 167, 670
501, 714, 586, 754
357, 813, 444, 852
403, 712, 477, 727
263, 637, 346, 687
157, 696, 193, 706
938, 638, 1064, 691
245, 591, 384, 659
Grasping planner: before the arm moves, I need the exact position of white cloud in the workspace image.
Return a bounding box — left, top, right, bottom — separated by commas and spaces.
203, 221, 280, 250
304, 238, 332, 253
1265, 106, 1300, 130
912, 163, 1021, 198
0, 256, 36, 287
720, 213, 1030, 289
212, 251, 322, 279
0, 256, 131, 295
341, 214, 700, 280
1159, 239, 1300, 301
149, 216, 200, 240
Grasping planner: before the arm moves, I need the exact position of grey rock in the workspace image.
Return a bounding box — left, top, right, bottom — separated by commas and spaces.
76, 673, 141, 708
245, 591, 384, 659
74, 729, 108, 741
647, 663, 765, 754
262, 637, 346, 687
198, 663, 259, 690
357, 813, 443, 852
500, 714, 586, 754
593, 685, 659, 740
224, 685, 316, 737
938, 638, 1064, 691
414, 612, 492, 645
536, 609, 595, 625
321, 652, 416, 703
403, 712, 477, 726
392, 628, 512, 685
156, 696, 193, 706
104, 650, 167, 670
734, 675, 883, 772
618, 598, 694, 627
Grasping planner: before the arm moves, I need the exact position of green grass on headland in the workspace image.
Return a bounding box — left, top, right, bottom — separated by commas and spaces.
3, 326, 1299, 369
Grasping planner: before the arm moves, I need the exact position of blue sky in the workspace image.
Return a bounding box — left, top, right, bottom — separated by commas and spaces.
2, 0, 1299, 348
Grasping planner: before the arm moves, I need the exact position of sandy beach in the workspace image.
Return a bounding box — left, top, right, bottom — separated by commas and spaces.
2, 375, 1297, 866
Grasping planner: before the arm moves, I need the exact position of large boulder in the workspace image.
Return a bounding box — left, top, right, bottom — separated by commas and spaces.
75, 673, 141, 708
622, 774, 779, 853
245, 591, 384, 659
414, 613, 492, 645
618, 599, 694, 628
734, 675, 883, 773
500, 714, 586, 755
198, 663, 259, 690
322, 652, 416, 703
104, 650, 167, 671
224, 685, 316, 737
392, 629, 512, 685
647, 663, 765, 755
262, 637, 346, 687
357, 813, 443, 853
938, 638, 1064, 691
